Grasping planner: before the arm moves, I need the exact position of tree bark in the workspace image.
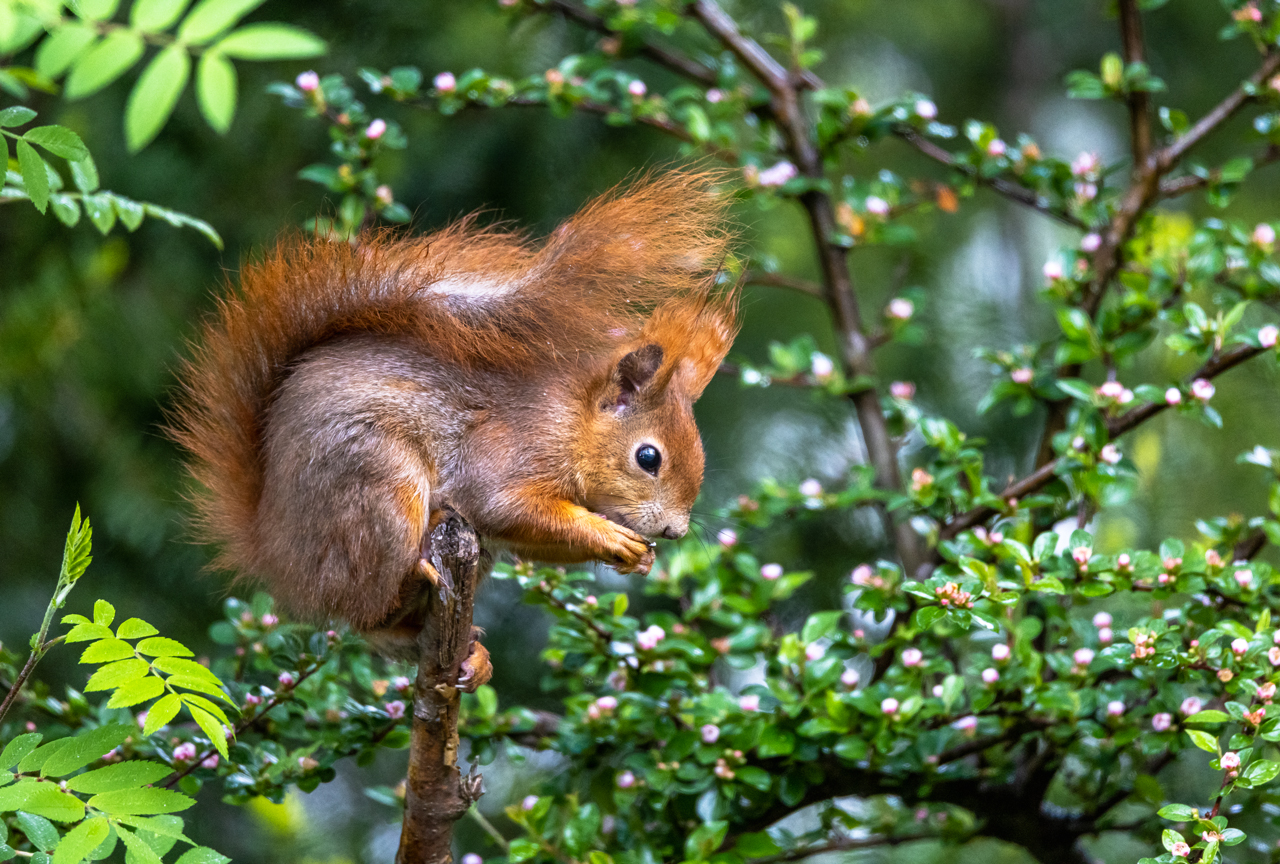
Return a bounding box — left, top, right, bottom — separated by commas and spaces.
396, 508, 485, 864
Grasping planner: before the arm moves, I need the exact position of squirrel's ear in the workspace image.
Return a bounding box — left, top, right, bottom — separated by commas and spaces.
604, 344, 664, 412
674, 309, 735, 400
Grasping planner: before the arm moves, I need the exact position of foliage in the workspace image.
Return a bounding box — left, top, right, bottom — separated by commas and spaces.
10, 1, 1280, 864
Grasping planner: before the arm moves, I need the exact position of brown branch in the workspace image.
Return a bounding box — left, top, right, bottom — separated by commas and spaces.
1160, 51, 1280, 170
1233, 528, 1267, 562
546, 0, 717, 85
897, 128, 1087, 229
1118, 0, 1152, 169
689, 0, 926, 577
397, 509, 486, 864
746, 270, 824, 298
943, 342, 1267, 539
1159, 144, 1280, 198
0, 651, 41, 726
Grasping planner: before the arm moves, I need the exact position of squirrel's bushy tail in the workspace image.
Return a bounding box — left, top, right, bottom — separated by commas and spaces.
169, 169, 736, 570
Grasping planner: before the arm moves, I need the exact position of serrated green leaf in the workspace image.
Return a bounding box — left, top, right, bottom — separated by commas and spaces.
176, 0, 266, 44
135, 638, 192, 658
23, 126, 89, 161
138, 202, 222, 248
35, 24, 97, 78
84, 658, 150, 692
188, 706, 228, 759
142, 693, 182, 736
69, 155, 99, 194
15, 812, 57, 851
65, 30, 144, 99
0, 734, 43, 771
214, 23, 324, 59
16, 139, 48, 213
93, 600, 115, 627
150, 658, 223, 689
51, 817, 109, 864
194, 51, 235, 133
17, 739, 71, 774
174, 848, 230, 864
125, 44, 190, 151
0, 780, 84, 822
40, 725, 133, 777
0, 105, 36, 127
115, 828, 162, 864
109, 194, 145, 230
114, 815, 190, 842
180, 694, 229, 726
106, 675, 166, 708
65, 761, 171, 794
82, 193, 117, 234
73, 0, 123, 21
88, 786, 194, 816
80, 638, 137, 664
116, 619, 160, 640
65, 623, 113, 643
164, 675, 233, 704
131, 0, 192, 31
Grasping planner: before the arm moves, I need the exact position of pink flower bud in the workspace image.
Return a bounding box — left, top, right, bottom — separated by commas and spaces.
1011, 367, 1033, 384
954, 715, 978, 735
760, 563, 783, 581
392, 676, 412, 692
201, 754, 220, 769
637, 625, 665, 651
1071, 152, 1099, 177
463, 855, 483, 864
890, 381, 916, 399
261, 613, 278, 626
1171, 842, 1190, 858
757, 161, 798, 188
799, 478, 823, 497
1043, 260, 1064, 281
628, 79, 647, 98
296, 71, 319, 92
522, 795, 539, 810
914, 99, 937, 120
1151, 712, 1172, 732
1106, 700, 1124, 717
298, 756, 319, 771
278, 672, 296, 688
1180, 696, 1203, 716
1259, 325, 1279, 348
1116, 554, 1131, 570
1080, 233, 1102, 253
865, 196, 891, 216
991, 644, 1010, 662
841, 668, 860, 688
1221, 751, 1241, 770
616, 771, 636, 789
887, 298, 914, 319
1235, 569, 1254, 587
851, 564, 874, 585
1269, 646, 1280, 666
881, 697, 900, 715
245, 693, 262, 706
386, 700, 406, 719
1099, 444, 1120, 465
1254, 223, 1276, 247
365, 119, 387, 140
1190, 379, 1215, 402
717, 528, 737, 548
1072, 547, 1091, 566
986, 139, 1007, 157
805, 643, 826, 662
701, 724, 720, 744
433, 72, 457, 93
596, 695, 618, 711
1165, 387, 1182, 405
902, 648, 924, 667
1233, 638, 1249, 656
1073, 648, 1095, 666
1205, 549, 1223, 568
981, 668, 999, 684
1098, 627, 1113, 644
1092, 612, 1112, 628
739, 694, 760, 712
173, 742, 197, 762
810, 353, 835, 380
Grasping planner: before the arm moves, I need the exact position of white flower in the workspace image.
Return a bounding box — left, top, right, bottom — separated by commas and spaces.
1232, 637, 1249, 655
981, 668, 999, 684
887, 298, 914, 319
1073, 648, 1095, 666
433, 72, 457, 93
1099, 444, 1120, 465
902, 648, 924, 667
1254, 223, 1276, 247
954, 715, 978, 735
1165, 386, 1182, 405
636, 625, 665, 651
1190, 379, 1215, 402
1259, 325, 1279, 348
810, 353, 835, 380
757, 161, 799, 188
805, 642, 826, 662
739, 694, 761, 712
840, 668, 860, 688
914, 99, 937, 119
1043, 260, 1064, 280
1106, 700, 1125, 717
991, 643, 1010, 662
1080, 233, 1102, 252
799, 478, 823, 497
881, 697, 900, 715
865, 196, 891, 216
760, 563, 783, 581
628, 79, 647, 98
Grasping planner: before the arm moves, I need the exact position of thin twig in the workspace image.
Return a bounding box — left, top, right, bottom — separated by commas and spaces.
468, 805, 512, 852
547, 0, 717, 85
746, 270, 824, 298
1159, 144, 1280, 198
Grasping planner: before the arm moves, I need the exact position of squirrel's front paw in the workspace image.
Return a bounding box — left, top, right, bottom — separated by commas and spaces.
597, 519, 653, 575
457, 628, 492, 693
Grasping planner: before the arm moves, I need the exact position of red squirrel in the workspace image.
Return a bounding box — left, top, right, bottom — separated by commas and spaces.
170, 171, 738, 685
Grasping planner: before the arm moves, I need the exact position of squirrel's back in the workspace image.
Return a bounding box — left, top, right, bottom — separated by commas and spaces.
170, 170, 736, 584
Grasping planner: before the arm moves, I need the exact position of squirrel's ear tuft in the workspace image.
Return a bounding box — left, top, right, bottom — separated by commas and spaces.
674, 306, 736, 401
604, 344, 664, 412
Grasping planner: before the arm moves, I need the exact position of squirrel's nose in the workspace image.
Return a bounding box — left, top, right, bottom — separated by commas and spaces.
662, 524, 687, 540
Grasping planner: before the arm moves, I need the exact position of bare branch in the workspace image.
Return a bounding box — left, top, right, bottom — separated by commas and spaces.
1159, 50, 1280, 170
897, 128, 1087, 228
746, 270, 824, 298
546, 0, 717, 85
1159, 144, 1280, 198
1118, 0, 1152, 168
687, 0, 789, 93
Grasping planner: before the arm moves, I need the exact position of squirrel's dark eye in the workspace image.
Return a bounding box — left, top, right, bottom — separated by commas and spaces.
635, 445, 661, 475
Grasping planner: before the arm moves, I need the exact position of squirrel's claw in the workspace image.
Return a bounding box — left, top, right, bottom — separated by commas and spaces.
457, 628, 492, 692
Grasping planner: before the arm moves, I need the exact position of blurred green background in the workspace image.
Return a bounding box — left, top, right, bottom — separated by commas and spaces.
4, 1, 1280, 860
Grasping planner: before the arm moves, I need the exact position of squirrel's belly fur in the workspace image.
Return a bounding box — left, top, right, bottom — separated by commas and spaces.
169, 170, 739, 634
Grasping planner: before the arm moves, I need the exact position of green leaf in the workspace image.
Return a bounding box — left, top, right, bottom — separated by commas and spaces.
17, 740, 71, 774
800, 611, 843, 644
138, 202, 223, 248
142, 694, 182, 736
16, 139, 49, 213
80, 638, 137, 664
35, 23, 97, 78
1185, 729, 1220, 754
82, 193, 117, 234
116, 619, 160, 640
23, 126, 89, 161
110, 194, 145, 230
40, 725, 134, 777
131, 0, 193, 31
195, 51, 236, 134
214, 23, 325, 58
84, 658, 150, 692
93, 600, 115, 627
52, 817, 109, 864
115, 828, 163, 864
176, 0, 267, 44
135, 638, 193, 658
1242, 759, 1280, 785
69, 156, 99, 194
106, 675, 166, 708
0, 781, 85, 822
174, 848, 230, 864
126, 44, 190, 151
64, 30, 145, 99
150, 658, 224, 690
1185, 710, 1231, 724
508, 839, 539, 864
0, 733, 42, 771
74, 0, 123, 21
114, 815, 190, 843
15, 813, 57, 852
87, 787, 195, 816
65, 623, 114, 643
165, 675, 232, 704
188, 706, 228, 759
66, 761, 172, 794
0, 105, 36, 127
